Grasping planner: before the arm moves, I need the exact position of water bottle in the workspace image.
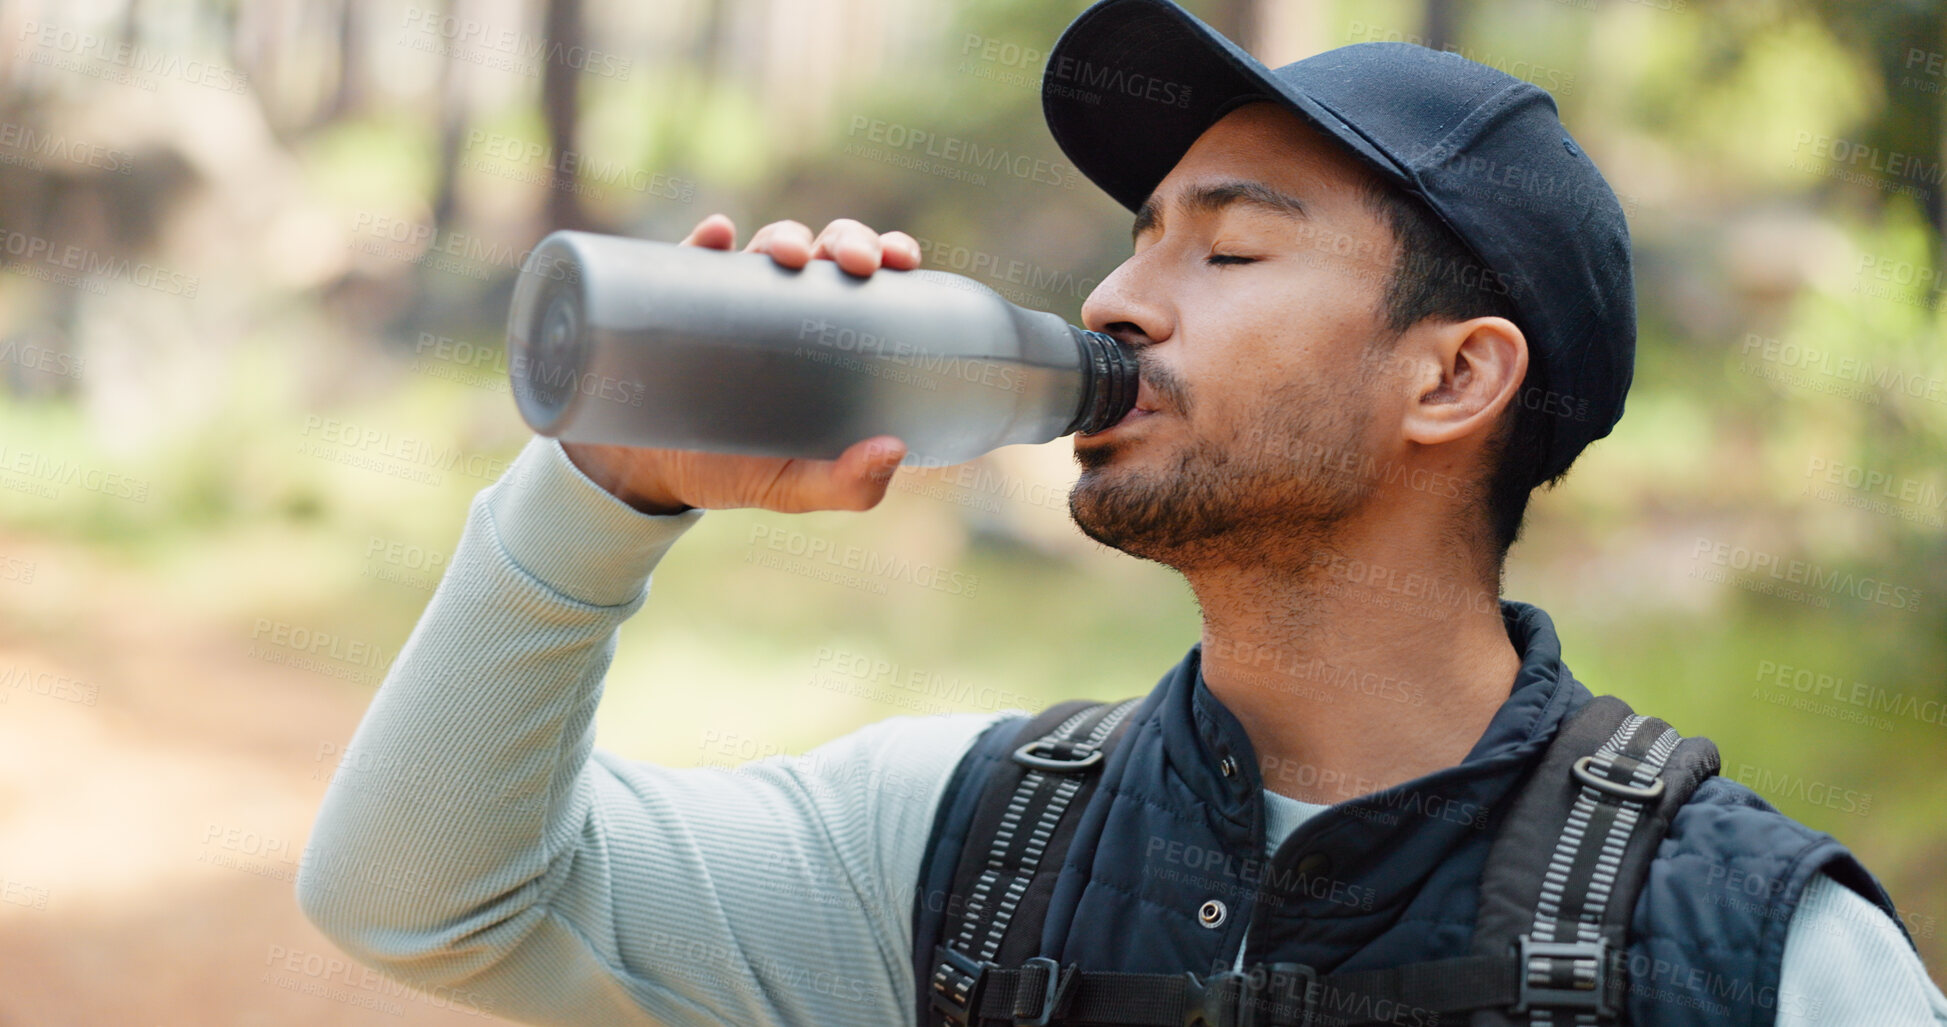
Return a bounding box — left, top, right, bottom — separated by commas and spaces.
504, 231, 1138, 465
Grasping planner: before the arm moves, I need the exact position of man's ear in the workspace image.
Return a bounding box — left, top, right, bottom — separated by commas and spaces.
1396, 316, 1527, 448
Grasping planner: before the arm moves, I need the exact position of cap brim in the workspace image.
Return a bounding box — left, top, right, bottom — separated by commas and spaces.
1042, 0, 1410, 213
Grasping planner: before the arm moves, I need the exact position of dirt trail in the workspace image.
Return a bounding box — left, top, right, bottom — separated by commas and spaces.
0, 531, 497, 1026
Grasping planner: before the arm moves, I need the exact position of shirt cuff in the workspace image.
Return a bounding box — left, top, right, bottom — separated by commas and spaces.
485, 435, 707, 607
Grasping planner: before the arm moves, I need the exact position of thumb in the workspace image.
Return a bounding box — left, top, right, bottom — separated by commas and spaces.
834, 435, 907, 510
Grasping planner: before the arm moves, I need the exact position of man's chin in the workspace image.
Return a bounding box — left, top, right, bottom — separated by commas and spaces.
1067, 462, 1198, 561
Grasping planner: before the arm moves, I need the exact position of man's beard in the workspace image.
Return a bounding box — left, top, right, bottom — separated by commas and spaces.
1067, 362, 1380, 571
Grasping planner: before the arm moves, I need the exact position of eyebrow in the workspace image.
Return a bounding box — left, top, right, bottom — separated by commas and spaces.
1131, 180, 1310, 243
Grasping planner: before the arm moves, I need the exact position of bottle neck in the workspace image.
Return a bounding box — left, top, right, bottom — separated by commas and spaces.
1064, 327, 1140, 436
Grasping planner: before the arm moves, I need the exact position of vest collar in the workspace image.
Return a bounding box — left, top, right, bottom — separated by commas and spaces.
1169, 600, 1584, 809
1158, 600, 1592, 898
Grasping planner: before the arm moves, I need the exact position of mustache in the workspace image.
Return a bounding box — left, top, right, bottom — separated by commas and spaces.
1139, 356, 1191, 415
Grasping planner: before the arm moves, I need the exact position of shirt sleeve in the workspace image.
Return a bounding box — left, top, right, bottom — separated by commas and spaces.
296, 434, 1008, 1026
1775, 871, 1947, 1026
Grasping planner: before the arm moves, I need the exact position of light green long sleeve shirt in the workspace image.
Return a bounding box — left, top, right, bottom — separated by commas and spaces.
298, 436, 1947, 1026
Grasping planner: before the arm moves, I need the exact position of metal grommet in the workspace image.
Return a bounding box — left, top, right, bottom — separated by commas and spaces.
1198, 899, 1228, 929
1219, 755, 1237, 778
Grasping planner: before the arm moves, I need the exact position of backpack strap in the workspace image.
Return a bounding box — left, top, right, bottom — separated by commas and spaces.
919, 695, 1719, 1027
927, 696, 1144, 1026
1467, 694, 1721, 1027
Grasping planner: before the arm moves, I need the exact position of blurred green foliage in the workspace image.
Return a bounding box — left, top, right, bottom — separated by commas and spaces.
0, 0, 1941, 977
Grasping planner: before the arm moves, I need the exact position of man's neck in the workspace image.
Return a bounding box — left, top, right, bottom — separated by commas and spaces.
1187, 521, 1523, 806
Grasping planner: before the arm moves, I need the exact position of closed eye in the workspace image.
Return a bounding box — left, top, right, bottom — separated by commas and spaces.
1207, 254, 1256, 267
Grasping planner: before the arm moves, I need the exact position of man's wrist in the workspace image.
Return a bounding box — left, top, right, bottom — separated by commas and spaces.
487, 437, 706, 607
560, 441, 694, 516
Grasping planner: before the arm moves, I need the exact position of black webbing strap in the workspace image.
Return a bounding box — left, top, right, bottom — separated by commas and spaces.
1473, 696, 1718, 1027
967, 955, 1524, 1027
931, 697, 1142, 1026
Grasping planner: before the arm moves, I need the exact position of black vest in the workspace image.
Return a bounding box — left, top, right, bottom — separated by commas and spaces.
911, 601, 1907, 1025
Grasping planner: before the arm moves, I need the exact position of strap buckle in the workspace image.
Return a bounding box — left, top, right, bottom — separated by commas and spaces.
1184, 964, 1317, 1027
931, 944, 989, 1025
1571, 754, 1666, 802
1012, 739, 1104, 772
1013, 956, 1063, 1027
1512, 937, 1621, 1019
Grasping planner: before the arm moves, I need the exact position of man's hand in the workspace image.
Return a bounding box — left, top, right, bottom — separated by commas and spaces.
561, 215, 925, 515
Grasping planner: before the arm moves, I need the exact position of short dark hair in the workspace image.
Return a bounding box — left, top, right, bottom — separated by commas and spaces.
1355, 177, 1569, 564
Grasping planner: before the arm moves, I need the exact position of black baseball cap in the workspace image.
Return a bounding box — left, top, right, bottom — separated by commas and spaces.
1040, 0, 1635, 487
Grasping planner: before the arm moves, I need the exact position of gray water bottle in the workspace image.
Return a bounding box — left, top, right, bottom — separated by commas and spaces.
505, 231, 1138, 465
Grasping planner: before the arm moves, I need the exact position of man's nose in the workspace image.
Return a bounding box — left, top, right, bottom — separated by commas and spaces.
1081, 256, 1172, 347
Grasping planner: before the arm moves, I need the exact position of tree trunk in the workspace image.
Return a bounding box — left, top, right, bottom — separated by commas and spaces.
1202, 0, 1255, 53
541, 0, 587, 232
325, 0, 364, 122
1421, 0, 1458, 52
429, 0, 468, 230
